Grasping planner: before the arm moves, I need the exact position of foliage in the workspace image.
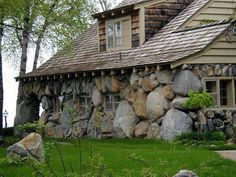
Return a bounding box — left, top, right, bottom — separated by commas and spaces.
184, 91, 214, 109
16, 121, 45, 135
64, 104, 77, 126
177, 131, 226, 141
2, 127, 14, 137
1, 139, 236, 176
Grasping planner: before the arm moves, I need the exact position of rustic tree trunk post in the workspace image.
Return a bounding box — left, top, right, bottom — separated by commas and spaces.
0, 21, 4, 139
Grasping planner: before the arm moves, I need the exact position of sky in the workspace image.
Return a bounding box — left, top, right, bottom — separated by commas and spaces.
3, 0, 122, 128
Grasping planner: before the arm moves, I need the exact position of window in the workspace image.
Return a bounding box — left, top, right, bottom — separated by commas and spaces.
104, 94, 121, 112
79, 94, 91, 117
204, 78, 235, 108
107, 21, 123, 48
105, 16, 131, 51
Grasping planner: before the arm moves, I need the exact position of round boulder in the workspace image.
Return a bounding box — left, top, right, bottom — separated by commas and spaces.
146, 88, 170, 122
113, 101, 138, 138
173, 70, 202, 96
173, 170, 199, 177
161, 109, 193, 141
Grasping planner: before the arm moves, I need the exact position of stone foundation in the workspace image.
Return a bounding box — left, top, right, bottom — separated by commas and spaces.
15, 64, 236, 140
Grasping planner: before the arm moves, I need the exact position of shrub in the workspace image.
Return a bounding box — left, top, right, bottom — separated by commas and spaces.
16, 121, 45, 135
177, 131, 226, 141
2, 127, 14, 137
184, 91, 214, 109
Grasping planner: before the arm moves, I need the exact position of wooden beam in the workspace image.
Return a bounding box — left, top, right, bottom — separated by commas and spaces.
101, 71, 105, 76
34, 77, 37, 81
111, 12, 115, 16
102, 14, 106, 18
60, 74, 63, 79
111, 70, 115, 75
83, 72, 87, 77
92, 71, 96, 76
47, 76, 50, 80
53, 75, 57, 80
75, 73, 78, 78
156, 65, 161, 71
122, 9, 126, 14
67, 74, 70, 79
121, 69, 126, 74
41, 76, 43, 81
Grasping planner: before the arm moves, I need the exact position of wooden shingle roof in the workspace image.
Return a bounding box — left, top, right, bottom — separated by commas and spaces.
21, 0, 233, 78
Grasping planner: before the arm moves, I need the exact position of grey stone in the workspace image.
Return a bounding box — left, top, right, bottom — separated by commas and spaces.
173, 170, 199, 177
61, 80, 72, 95
102, 76, 111, 93
161, 109, 193, 141
92, 87, 103, 106
213, 119, 224, 131
53, 81, 62, 95
113, 101, 138, 138
38, 111, 49, 125
188, 112, 198, 121
225, 111, 233, 122
225, 125, 234, 139
214, 64, 222, 76
71, 79, 81, 95
146, 88, 170, 122
139, 76, 158, 92
222, 65, 229, 76
233, 113, 236, 127
163, 85, 175, 100
172, 97, 189, 110
206, 110, 215, 119
41, 96, 53, 111
207, 119, 214, 132
156, 70, 173, 85
100, 112, 114, 135
133, 89, 149, 120
173, 70, 202, 96
14, 100, 39, 126
205, 65, 214, 77
198, 110, 207, 132
130, 72, 139, 90
87, 107, 103, 139
48, 112, 61, 124
134, 121, 151, 138
7, 133, 44, 162
147, 122, 161, 139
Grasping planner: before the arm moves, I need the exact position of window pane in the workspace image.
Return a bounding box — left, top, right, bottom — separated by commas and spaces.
106, 95, 112, 103
205, 81, 218, 106
108, 36, 113, 48
206, 81, 217, 93
114, 95, 121, 102
115, 22, 122, 37
80, 97, 86, 105
107, 23, 113, 36
220, 80, 233, 107
106, 103, 113, 111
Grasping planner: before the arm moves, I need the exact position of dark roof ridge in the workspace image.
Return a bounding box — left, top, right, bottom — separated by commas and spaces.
174, 19, 235, 33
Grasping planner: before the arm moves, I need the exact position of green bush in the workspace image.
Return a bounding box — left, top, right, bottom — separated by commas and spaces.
2, 127, 14, 137
177, 131, 226, 141
16, 121, 45, 135
184, 91, 214, 109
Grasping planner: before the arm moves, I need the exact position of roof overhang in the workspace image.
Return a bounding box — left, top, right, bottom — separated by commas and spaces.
92, 5, 135, 19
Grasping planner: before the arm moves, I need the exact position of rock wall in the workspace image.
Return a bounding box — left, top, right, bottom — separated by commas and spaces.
15, 64, 236, 140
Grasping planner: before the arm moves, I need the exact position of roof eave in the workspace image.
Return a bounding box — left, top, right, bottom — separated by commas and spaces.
92, 5, 134, 19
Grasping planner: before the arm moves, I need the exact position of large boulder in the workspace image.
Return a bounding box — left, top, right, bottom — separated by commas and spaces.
111, 76, 122, 93
113, 101, 138, 138
41, 96, 53, 111
146, 88, 170, 122
130, 72, 139, 90
14, 100, 39, 126
173, 170, 199, 177
134, 121, 151, 138
161, 109, 193, 141
163, 85, 175, 100
133, 89, 149, 120
7, 133, 44, 162
156, 70, 173, 85
38, 111, 49, 125
139, 76, 159, 92
172, 97, 189, 110
45, 122, 65, 138
92, 87, 103, 106
146, 122, 161, 139
173, 70, 202, 96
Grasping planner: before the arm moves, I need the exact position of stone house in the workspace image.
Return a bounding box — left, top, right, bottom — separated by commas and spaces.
15, 0, 236, 140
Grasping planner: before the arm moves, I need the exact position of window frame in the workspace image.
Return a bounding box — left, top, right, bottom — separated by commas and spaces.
105, 16, 131, 51
79, 94, 92, 118
104, 93, 121, 113
203, 77, 236, 109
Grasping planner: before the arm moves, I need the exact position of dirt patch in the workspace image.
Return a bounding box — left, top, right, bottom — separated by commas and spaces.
215, 150, 236, 161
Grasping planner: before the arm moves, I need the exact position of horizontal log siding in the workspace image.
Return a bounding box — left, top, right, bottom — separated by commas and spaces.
186, 0, 236, 27
145, 0, 194, 42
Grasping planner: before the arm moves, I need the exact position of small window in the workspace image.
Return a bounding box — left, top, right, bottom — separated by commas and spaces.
204, 78, 235, 108
104, 94, 121, 112
220, 80, 233, 107
107, 21, 123, 48
79, 94, 91, 117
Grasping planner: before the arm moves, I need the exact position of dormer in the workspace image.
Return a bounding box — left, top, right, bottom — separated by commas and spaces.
93, 0, 194, 52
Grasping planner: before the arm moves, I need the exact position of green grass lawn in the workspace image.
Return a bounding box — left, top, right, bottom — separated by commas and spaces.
0, 139, 236, 177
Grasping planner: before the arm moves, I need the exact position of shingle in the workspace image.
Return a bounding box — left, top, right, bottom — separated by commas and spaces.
21, 0, 232, 78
